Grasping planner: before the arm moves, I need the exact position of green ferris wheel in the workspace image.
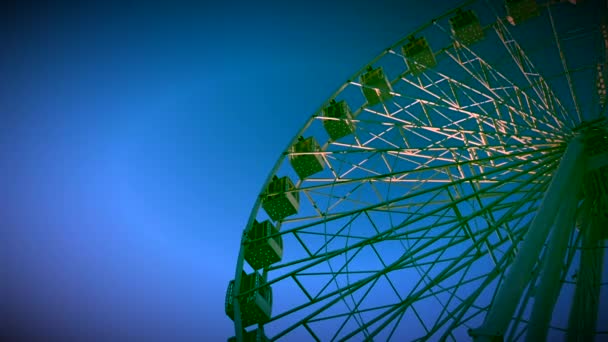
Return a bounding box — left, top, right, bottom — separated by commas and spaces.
226, 0, 608, 340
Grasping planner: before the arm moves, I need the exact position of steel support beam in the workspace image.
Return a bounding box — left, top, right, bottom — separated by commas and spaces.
525, 157, 584, 341
471, 138, 584, 341
566, 217, 605, 342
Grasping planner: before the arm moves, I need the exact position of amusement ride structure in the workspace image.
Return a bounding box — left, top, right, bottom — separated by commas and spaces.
226, 0, 608, 340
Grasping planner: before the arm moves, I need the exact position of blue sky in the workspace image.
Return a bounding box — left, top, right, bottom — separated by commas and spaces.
0, 0, 462, 340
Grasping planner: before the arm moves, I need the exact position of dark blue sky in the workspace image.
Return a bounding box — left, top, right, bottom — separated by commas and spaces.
0, 0, 460, 340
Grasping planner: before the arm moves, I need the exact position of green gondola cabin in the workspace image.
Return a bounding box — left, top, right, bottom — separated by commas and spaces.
262, 175, 299, 221
360, 66, 393, 106
505, 0, 539, 25
450, 9, 484, 46
322, 99, 355, 140
289, 136, 324, 179
244, 220, 283, 270
402, 36, 437, 76
225, 271, 272, 328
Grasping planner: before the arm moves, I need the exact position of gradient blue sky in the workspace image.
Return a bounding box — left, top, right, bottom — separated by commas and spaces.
0, 0, 461, 340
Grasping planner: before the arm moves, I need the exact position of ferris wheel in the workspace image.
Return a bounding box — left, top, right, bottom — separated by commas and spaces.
225, 0, 608, 340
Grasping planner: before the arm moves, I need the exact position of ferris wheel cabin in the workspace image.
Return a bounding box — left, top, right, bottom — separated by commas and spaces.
450, 9, 485, 46
225, 271, 273, 328
505, 0, 539, 25
322, 99, 355, 140
289, 136, 324, 179
402, 36, 437, 76
261, 175, 299, 222
360, 66, 393, 105
243, 219, 283, 270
